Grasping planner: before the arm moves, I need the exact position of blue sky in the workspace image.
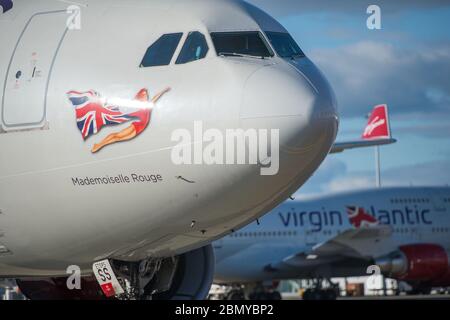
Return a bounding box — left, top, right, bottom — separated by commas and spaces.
250, 0, 450, 196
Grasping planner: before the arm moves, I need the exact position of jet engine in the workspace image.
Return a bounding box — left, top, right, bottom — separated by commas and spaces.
375, 244, 450, 286
16, 245, 215, 300
151, 244, 215, 300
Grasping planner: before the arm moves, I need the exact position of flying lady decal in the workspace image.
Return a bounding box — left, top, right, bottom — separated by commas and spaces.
67, 87, 170, 153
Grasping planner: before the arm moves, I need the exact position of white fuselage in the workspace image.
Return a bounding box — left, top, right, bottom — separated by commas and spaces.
214, 187, 450, 283
0, 0, 338, 276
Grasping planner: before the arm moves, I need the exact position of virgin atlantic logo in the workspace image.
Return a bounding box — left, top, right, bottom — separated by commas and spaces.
346, 206, 379, 228
363, 116, 386, 137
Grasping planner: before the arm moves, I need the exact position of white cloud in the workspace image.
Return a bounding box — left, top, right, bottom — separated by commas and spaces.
327, 176, 375, 192
310, 41, 450, 118
296, 158, 450, 197
294, 158, 349, 196
382, 161, 450, 186
395, 123, 450, 138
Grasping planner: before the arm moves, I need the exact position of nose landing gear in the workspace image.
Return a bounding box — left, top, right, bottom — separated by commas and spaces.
111, 257, 178, 300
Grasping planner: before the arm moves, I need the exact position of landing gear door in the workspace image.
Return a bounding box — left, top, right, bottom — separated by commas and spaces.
1, 11, 68, 132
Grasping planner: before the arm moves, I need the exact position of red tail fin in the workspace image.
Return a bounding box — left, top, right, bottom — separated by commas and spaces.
362, 104, 391, 140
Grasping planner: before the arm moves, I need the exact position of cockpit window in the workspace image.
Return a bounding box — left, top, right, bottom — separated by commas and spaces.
140, 33, 183, 67
265, 32, 305, 59
211, 32, 273, 58
176, 32, 209, 64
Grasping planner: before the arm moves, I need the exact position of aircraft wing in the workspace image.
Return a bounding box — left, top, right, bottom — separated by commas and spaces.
269, 225, 393, 270
330, 138, 397, 154
311, 225, 392, 257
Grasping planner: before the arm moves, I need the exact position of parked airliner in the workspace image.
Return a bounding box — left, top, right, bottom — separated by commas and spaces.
0, 0, 391, 299
214, 186, 450, 299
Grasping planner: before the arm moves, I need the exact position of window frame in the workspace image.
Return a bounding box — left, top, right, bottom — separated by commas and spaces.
210, 31, 275, 58
139, 32, 184, 68
264, 31, 305, 59
175, 31, 210, 65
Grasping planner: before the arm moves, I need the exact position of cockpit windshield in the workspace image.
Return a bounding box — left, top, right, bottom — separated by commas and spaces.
211, 32, 273, 58
265, 32, 305, 59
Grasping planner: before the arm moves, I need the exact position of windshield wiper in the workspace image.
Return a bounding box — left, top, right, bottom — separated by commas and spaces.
219, 52, 266, 60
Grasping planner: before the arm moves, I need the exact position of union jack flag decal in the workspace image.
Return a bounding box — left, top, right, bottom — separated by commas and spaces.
66, 87, 169, 153
67, 90, 137, 140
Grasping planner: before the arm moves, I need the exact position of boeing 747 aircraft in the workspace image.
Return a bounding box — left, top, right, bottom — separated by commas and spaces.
214, 186, 450, 299
0, 0, 391, 299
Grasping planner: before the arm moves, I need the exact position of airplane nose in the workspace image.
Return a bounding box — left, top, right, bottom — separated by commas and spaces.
240, 59, 338, 152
